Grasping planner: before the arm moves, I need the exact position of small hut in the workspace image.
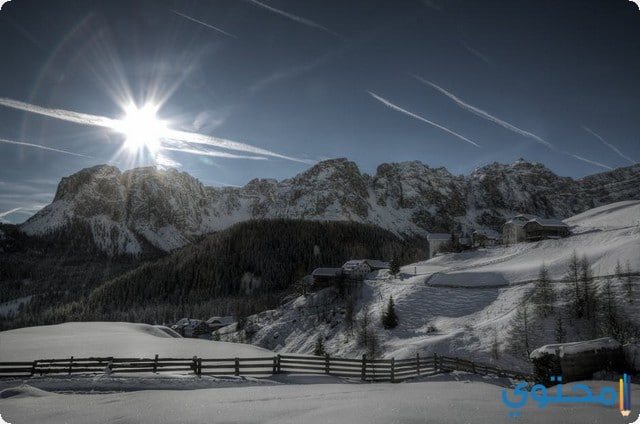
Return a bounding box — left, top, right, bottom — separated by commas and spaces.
530, 338, 624, 384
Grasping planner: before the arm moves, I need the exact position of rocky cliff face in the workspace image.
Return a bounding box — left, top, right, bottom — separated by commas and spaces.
19, 158, 640, 255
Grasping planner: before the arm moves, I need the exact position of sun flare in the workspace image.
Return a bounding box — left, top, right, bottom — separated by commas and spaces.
115, 103, 167, 153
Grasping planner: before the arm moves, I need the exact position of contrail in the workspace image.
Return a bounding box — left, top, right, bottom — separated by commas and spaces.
161, 146, 268, 161
411, 75, 553, 149
410, 76, 616, 170
0, 138, 93, 158
247, 0, 339, 37
570, 154, 613, 171
0, 97, 117, 129
368, 91, 480, 148
171, 10, 237, 39
0, 207, 21, 219
0, 97, 312, 164
461, 42, 492, 66
582, 127, 636, 165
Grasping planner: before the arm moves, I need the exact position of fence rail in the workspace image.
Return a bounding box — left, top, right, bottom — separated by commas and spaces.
0, 353, 532, 382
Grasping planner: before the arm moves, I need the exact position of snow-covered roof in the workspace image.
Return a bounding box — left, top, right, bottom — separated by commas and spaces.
525, 218, 568, 228
206, 316, 234, 325
364, 259, 389, 269
530, 337, 620, 360
427, 233, 451, 241
312, 267, 343, 277
504, 214, 539, 227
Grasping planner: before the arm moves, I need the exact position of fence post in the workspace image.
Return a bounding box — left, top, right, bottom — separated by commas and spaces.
197, 358, 202, 377
277, 354, 281, 373
433, 353, 438, 372
361, 354, 366, 381
153, 354, 159, 373
192, 356, 198, 376
30, 360, 37, 377
390, 358, 395, 383
325, 353, 330, 374
272, 356, 277, 374
68, 356, 74, 376
416, 353, 420, 376
235, 358, 240, 376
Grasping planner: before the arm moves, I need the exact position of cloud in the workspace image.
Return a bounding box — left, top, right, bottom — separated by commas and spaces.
0, 138, 93, 158
582, 127, 636, 165
171, 10, 237, 39
0, 97, 312, 164
411, 75, 553, 149
368, 91, 481, 148
246, 0, 340, 37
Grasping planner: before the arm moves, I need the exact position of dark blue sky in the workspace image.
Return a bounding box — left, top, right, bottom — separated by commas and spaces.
0, 0, 639, 223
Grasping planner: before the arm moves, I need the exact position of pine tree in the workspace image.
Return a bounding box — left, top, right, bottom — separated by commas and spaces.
566, 251, 583, 318
615, 260, 624, 280
382, 296, 399, 329
554, 314, 566, 343
599, 277, 619, 339
624, 261, 634, 302
508, 302, 534, 359
389, 256, 400, 277
580, 255, 598, 327
357, 306, 371, 347
313, 334, 326, 356
532, 263, 555, 317
491, 330, 500, 360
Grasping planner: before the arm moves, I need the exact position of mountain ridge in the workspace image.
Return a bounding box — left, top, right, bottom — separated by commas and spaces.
19, 158, 640, 255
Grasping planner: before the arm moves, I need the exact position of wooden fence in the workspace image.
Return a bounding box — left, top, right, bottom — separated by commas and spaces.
0, 353, 532, 382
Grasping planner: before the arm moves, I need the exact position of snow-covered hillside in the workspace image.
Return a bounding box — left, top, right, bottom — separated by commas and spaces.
223, 201, 640, 369
0, 322, 272, 362
19, 159, 640, 255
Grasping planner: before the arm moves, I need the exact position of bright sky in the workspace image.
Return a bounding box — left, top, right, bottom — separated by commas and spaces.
0, 0, 639, 223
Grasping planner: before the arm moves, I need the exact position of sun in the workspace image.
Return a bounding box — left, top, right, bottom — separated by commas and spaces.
115, 103, 167, 153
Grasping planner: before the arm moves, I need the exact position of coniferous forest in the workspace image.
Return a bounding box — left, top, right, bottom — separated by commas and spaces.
1, 219, 426, 329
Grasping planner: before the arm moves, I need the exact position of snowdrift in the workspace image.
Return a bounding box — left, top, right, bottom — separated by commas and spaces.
0, 322, 272, 362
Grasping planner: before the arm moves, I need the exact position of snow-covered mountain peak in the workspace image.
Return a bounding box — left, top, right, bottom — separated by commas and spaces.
18, 159, 640, 256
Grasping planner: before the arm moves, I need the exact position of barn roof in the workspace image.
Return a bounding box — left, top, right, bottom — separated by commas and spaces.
525, 218, 568, 228
427, 233, 451, 241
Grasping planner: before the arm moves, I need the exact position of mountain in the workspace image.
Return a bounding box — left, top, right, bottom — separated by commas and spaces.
19, 158, 640, 256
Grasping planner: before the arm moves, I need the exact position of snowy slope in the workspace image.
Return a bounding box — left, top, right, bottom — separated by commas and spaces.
223, 201, 640, 369
0, 322, 272, 362
18, 159, 640, 255
1, 379, 637, 424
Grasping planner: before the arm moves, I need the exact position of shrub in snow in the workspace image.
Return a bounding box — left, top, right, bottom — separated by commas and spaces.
314, 335, 326, 356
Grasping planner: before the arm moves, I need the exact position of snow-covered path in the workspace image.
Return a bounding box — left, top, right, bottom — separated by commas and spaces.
1, 379, 637, 424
